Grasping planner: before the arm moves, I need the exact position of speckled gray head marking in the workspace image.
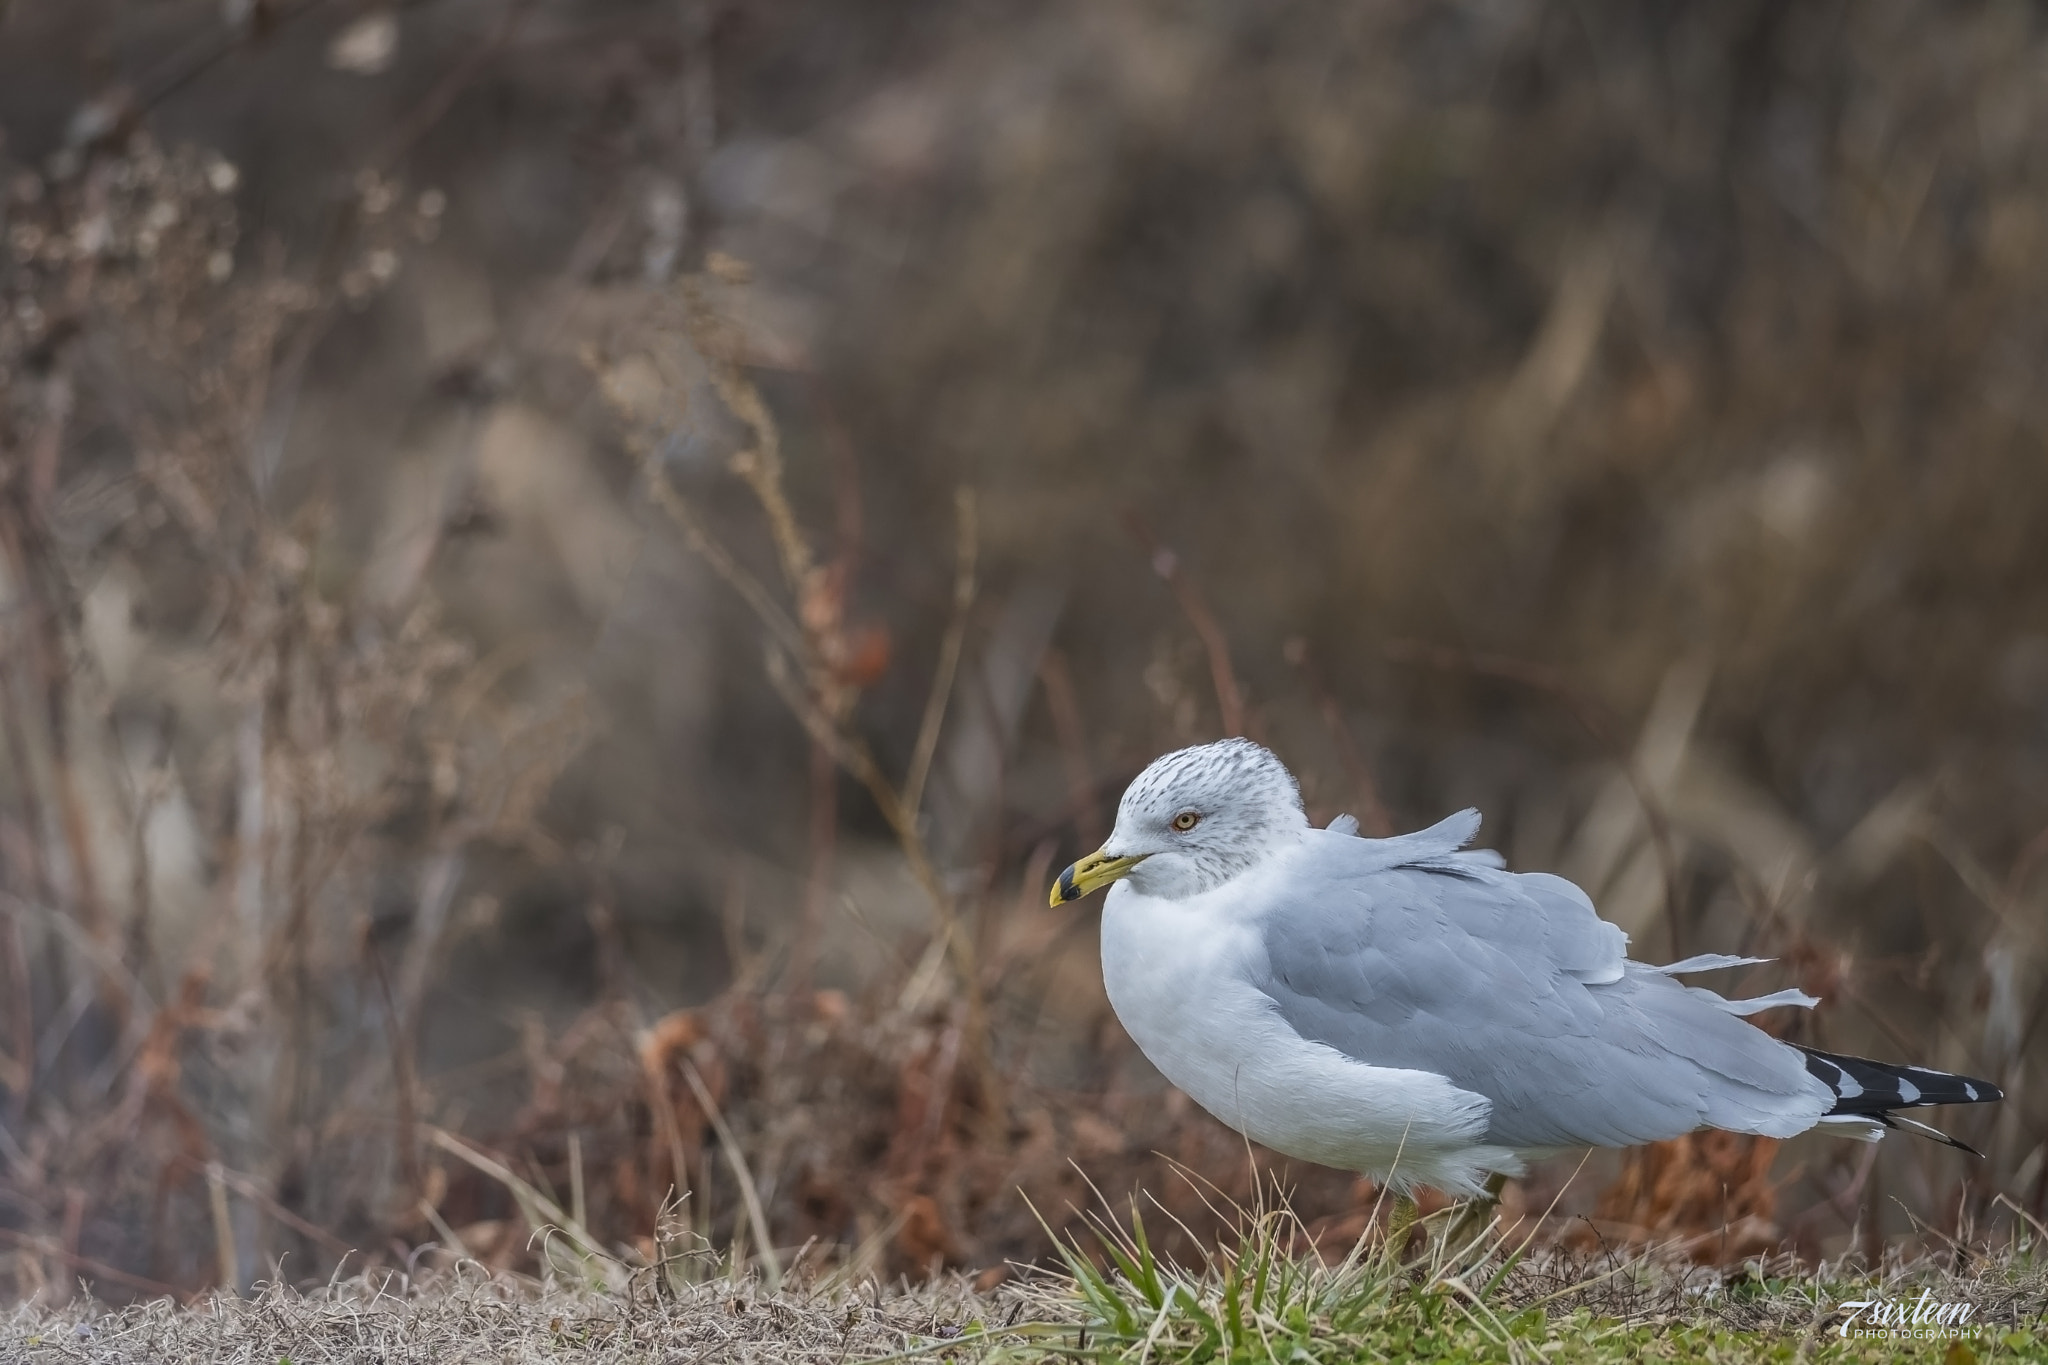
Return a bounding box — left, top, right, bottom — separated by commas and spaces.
1105, 738, 1310, 900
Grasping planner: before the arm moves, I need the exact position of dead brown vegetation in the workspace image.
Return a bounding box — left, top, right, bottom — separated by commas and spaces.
1, 0, 2046, 1308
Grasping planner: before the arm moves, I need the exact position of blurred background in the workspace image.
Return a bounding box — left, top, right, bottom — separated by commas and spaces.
1, 0, 2045, 1300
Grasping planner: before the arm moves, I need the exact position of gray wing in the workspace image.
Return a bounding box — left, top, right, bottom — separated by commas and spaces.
1256, 823, 1829, 1149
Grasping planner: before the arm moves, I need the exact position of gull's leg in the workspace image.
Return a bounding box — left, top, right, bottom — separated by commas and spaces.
1384, 1193, 1420, 1257
1443, 1171, 1510, 1253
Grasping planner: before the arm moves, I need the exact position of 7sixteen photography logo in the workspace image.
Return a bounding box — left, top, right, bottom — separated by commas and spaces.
1835, 1290, 1979, 1339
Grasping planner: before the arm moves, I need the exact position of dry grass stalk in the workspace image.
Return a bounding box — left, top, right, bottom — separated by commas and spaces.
607, 282, 997, 1116
1036, 648, 1105, 849
1282, 637, 1394, 839
901, 489, 979, 823
1381, 637, 1689, 958
0, 135, 596, 1300
1122, 512, 1248, 740
1590, 1132, 1783, 1263
6, 0, 2046, 1301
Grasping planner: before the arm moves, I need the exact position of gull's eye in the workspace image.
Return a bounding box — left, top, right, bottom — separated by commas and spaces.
1170, 810, 1201, 832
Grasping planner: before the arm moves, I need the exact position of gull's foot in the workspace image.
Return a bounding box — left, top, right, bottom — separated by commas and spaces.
1385, 1193, 1422, 1261
1441, 1171, 1511, 1258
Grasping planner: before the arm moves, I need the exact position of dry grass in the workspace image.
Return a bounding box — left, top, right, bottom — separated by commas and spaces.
2, 1199, 2045, 1363
5, 0, 2048, 1314
1, 1268, 1003, 1364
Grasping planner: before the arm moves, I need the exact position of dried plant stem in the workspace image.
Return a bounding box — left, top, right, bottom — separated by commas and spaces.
568, 1130, 587, 1232
1122, 513, 1247, 738
0, 1228, 174, 1297
757, 652, 967, 962
2005, 820, 2048, 902
426, 1128, 616, 1274
365, 0, 535, 174
627, 326, 1000, 1148
0, 494, 116, 967
704, 360, 812, 594
1922, 825, 2030, 938
47, 1188, 85, 1310
233, 700, 265, 949
679, 1059, 782, 1293
0, 893, 158, 1023
0, 642, 55, 1105
758, 639, 1000, 1129
636, 1040, 698, 1220
791, 737, 836, 994
642, 459, 809, 662
416, 1198, 473, 1260
206, 1160, 238, 1291
1382, 637, 1687, 958
1037, 648, 1104, 848
179, 1157, 354, 1257
1283, 637, 1394, 838
901, 489, 978, 821
0, 921, 25, 1097
368, 943, 424, 1213
121, 716, 175, 995
644, 452, 989, 1058
49, 754, 110, 947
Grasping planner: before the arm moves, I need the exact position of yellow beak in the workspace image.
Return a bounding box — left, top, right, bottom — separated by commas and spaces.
1051, 847, 1149, 906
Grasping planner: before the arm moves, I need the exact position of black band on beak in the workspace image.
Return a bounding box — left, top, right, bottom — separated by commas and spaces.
1050, 848, 1147, 906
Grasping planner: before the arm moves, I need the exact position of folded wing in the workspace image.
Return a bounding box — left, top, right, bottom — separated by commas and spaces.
1256, 820, 1832, 1150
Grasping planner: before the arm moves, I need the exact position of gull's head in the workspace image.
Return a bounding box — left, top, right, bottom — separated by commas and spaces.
1052, 738, 1309, 905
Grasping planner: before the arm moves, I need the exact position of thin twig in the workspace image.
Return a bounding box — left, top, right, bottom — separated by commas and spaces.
679, 1059, 782, 1293
365, 0, 536, 174
757, 649, 971, 976
206, 1160, 239, 1292
1282, 637, 1393, 837
0, 487, 116, 959
789, 387, 872, 993
0, 1228, 177, 1297
0, 903, 28, 1100
641, 456, 810, 661
1122, 513, 1246, 738
174, 1156, 355, 1258
772, 660, 970, 962
425, 1127, 615, 1270
625, 299, 999, 1133
1382, 637, 1687, 957
2006, 821, 2048, 902
0, 891, 158, 1021
761, 648, 899, 825
133, 0, 337, 117
366, 941, 423, 1213
695, 348, 810, 594
759, 644, 995, 1104
1037, 648, 1104, 848
902, 489, 979, 820
636, 1036, 698, 1223
0, 648, 49, 1107
791, 737, 837, 995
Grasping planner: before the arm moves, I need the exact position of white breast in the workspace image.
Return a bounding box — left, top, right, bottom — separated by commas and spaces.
1098, 881, 1520, 1195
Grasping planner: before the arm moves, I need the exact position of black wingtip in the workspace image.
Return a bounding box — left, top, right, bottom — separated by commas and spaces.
1798, 1046, 2003, 1115
1876, 1112, 1987, 1157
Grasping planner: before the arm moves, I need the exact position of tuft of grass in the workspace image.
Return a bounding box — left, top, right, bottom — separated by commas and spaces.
1, 1266, 1006, 1365
4, 1224, 2045, 1363
884, 1181, 2048, 1365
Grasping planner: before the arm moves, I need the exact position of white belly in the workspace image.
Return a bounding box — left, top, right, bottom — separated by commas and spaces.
1098, 884, 1519, 1195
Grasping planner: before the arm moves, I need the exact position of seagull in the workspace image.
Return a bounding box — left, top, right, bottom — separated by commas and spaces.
1052, 738, 2002, 1220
